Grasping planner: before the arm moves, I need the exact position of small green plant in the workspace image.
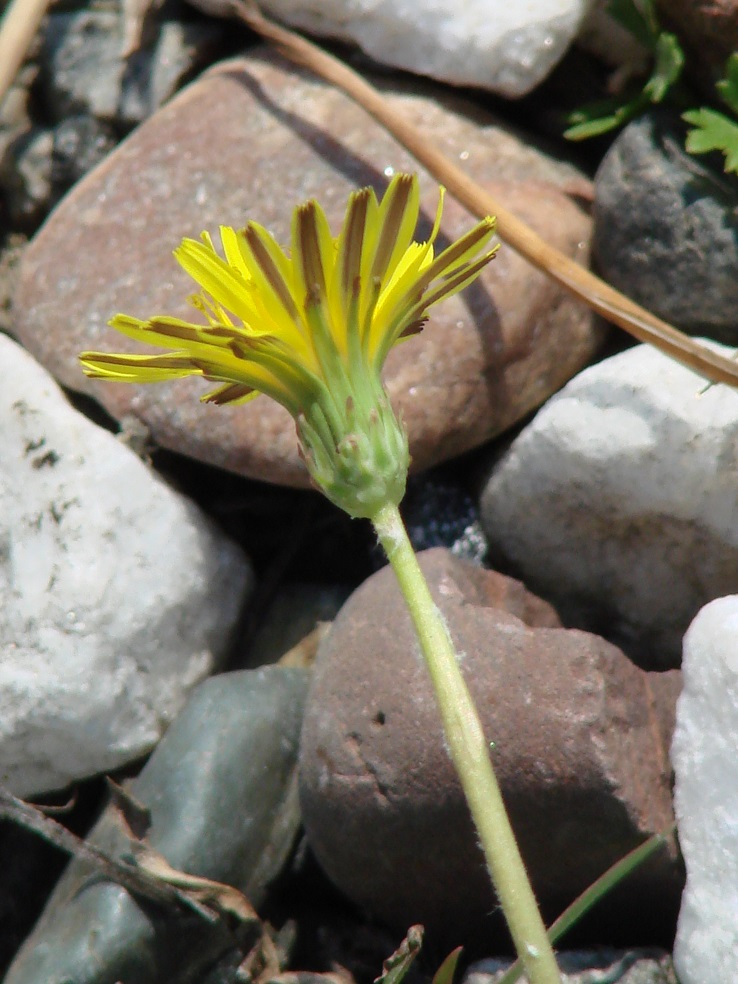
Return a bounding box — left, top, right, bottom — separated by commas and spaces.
683, 53, 738, 174
565, 0, 738, 177
564, 0, 684, 141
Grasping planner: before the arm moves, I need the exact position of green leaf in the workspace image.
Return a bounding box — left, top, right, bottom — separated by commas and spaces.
716, 52, 738, 116
642, 32, 684, 103
374, 926, 423, 984
431, 947, 463, 984
495, 829, 676, 984
564, 97, 643, 140
683, 107, 738, 173
564, 27, 684, 142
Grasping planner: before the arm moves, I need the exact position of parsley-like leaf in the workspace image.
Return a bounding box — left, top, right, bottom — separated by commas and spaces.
681, 52, 738, 175
643, 32, 684, 102
683, 107, 738, 173
716, 52, 738, 115
565, 0, 684, 141
564, 96, 647, 140
565, 30, 683, 140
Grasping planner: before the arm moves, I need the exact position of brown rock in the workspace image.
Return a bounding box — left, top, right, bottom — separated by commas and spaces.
299, 548, 682, 945
655, 1, 738, 93
13, 51, 601, 488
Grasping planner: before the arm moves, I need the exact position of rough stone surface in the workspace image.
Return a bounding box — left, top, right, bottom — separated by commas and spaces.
50, 114, 118, 191
13, 51, 601, 489
1, 115, 116, 229
6, 667, 308, 984
299, 548, 682, 945
479, 341, 738, 670
401, 471, 489, 566
655, 0, 738, 94
672, 596, 738, 984
40, 5, 225, 129
0, 334, 252, 796
593, 111, 738, 344
0, 63, 42, 226
0, 3, 225, 227
0, 127, 54, 227
187, 0, 596, 97
465, 948, 678, 984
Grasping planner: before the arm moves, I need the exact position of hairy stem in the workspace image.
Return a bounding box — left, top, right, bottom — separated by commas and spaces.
371, 502, 561, 984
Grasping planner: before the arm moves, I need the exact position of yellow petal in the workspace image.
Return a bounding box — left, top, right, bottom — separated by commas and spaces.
174, 238, 258, 324
79, 351, 200, 382
370, 173, 420, 283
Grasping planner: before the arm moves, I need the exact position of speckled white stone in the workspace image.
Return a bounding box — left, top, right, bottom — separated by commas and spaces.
0, 335, 252, 796
672, 596, 738, 984
479, 341, 738, 667
242, 0, 596, 97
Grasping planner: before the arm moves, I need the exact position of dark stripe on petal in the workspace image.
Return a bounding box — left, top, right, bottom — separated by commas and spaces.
297, 203, 327, 297
407, 250, 498, 320
202, 382, 255, 404
398, 316, 428, 339
371, 174, 414, 282
425, 219, 496, 283
244, 225, 301, 320
341, 190, 370, 298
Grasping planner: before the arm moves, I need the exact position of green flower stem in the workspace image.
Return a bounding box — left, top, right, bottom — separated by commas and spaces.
370, 501, 561, 984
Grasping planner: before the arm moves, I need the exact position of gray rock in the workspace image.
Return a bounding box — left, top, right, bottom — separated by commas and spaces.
0, 234, 27, 337
0, 47, 45, 232
0, 334, 252, 796
0, 126, 54, 227
1, 115, 117, 228
593, 111, 738, 344
41, 4, 225, 129
479, 341, 738, 669
402, 473, 489, 566
5, 666, 309, 984
51, 114, 118, 190
0, 0, 224, 226
672, 596, 738, 984
0, 60, 39, 172
299, 548, 682, 946
465, 948, 677, 983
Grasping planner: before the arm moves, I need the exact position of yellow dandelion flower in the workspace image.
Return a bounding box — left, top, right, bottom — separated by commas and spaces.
80, 173, 497, 517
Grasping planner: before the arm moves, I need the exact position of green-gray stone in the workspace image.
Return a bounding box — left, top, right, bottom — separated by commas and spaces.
6, 666, 308, 984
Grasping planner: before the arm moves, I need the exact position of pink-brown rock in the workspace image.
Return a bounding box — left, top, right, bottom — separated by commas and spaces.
14, 51, 600, 488
299, 549, 683, 945
656, 1, 738, 93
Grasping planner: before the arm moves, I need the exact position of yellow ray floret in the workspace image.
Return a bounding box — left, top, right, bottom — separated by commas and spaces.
80, 173, 497, 517
81, 173, 497, 407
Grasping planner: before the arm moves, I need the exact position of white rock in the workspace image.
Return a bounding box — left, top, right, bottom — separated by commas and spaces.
0, 336, 252, 796
256, 0, 595, 97
672, 596, 738, 984
479, 342, 738, 668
